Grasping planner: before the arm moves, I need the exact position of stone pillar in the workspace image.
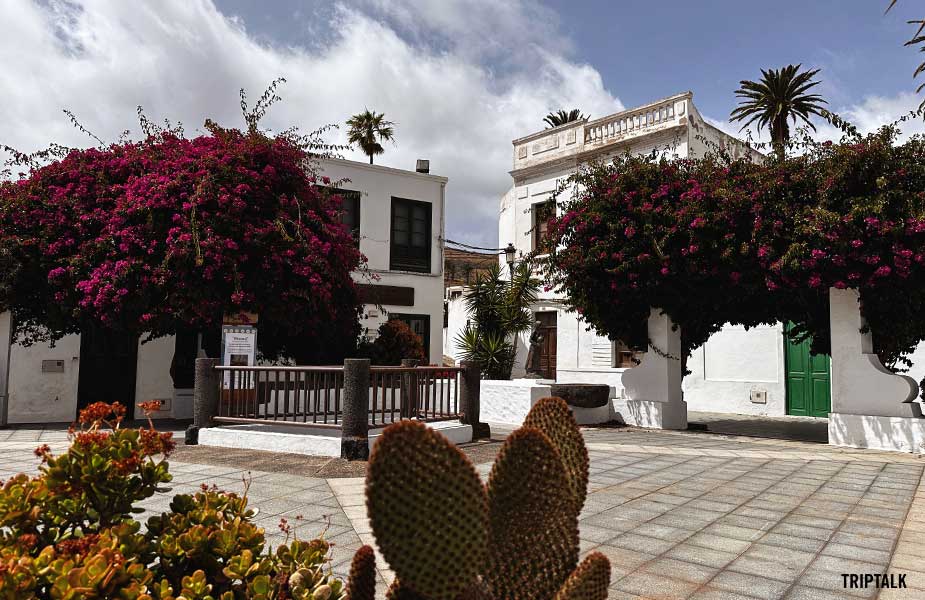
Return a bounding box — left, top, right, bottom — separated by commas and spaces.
620, 308, 687, 430
341, 358, 370, 461
459, 360, 490, 439
828, 287, 925, 453
187, 357, 220, 445
400, 358, 420, 419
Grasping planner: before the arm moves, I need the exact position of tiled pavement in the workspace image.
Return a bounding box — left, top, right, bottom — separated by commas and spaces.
1, 423, 924, 599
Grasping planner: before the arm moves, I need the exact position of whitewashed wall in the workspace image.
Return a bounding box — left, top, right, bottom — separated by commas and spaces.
134, 336, 178, 420
318, 158, 447, 363
683, 324, 787, 416
6, 330, 81, 423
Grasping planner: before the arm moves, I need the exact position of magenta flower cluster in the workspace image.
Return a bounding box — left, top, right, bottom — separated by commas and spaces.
0, 122, 365, 359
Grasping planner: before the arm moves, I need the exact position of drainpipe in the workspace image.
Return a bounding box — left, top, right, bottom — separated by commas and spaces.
0, 312, 12, 427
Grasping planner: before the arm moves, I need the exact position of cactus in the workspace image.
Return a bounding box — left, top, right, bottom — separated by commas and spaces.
484, 427, 579, 600
523, 396, 590, 511
553, 553, 611, 600
360, 396, 608, 600
345, 545, 377, 600
366, 420, 488, 600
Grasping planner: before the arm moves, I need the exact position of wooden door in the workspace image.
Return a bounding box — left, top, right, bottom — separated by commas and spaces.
536, 312, 557, 380
77, 326, 138, 414
784, 323, 831, 418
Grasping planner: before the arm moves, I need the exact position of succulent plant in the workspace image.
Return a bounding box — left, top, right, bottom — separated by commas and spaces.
347, 396, 610, 600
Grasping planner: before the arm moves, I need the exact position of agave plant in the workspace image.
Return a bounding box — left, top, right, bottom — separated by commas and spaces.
455, 262, 538, 379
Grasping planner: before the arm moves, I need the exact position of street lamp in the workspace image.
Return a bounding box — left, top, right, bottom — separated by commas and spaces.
504, 243, 517, 265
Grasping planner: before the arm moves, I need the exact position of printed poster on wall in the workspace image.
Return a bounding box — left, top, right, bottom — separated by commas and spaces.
221, 325, 257, 388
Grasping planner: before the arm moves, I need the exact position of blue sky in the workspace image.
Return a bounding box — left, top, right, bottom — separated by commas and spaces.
3, 1, 925, 246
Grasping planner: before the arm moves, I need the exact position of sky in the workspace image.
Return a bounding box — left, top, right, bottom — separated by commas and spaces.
2, 0, 924, 248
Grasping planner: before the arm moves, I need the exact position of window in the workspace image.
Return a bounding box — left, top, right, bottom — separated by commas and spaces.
390, 197, 432, 273
533, 200, 555, 252
390, 313, 430, 362
318, 186, 361, 243
614, 320, 648, 368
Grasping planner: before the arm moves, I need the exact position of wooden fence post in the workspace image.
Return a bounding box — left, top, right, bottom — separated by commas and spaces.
341, 358, 370, 460
187, 357, 220, 445
400, 358, 420, 419
460, 360, 490, 439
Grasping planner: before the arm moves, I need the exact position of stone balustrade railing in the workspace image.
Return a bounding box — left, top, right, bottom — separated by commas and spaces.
584, 99, 684, 145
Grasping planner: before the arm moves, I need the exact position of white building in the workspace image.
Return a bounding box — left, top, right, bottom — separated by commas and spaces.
0, 157, 447, 424
446, 91, 925, 419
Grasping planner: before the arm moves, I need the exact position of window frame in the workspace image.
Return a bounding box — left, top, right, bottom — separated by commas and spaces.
389, 197, 433, 273
532, 199, 556, 252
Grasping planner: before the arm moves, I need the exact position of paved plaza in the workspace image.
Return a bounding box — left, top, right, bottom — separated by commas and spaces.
1, 421, 923, 599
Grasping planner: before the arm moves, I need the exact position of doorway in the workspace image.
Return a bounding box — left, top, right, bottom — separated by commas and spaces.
536, 311, 557, 380
784, 323, 831, 418
76, 326, 138, 414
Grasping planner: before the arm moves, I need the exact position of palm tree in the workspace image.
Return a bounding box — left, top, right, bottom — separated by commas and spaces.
346, 109, 395, 164
730, 65, 828, 157
887, 1, 925, 112
543, 109, 585, 128
455, 262, 538, 379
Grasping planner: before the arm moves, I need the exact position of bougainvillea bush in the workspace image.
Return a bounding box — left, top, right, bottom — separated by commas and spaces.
0, 87, 365, 364
0, 402, 345, 599
541, 125, 925, 372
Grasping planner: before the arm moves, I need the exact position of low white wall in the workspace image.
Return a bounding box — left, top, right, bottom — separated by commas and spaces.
482, 380, 551, 426
481, 379, 613, 426
7, 334, 81, 423
199, 420, 472, 457
829, 413, 925, 454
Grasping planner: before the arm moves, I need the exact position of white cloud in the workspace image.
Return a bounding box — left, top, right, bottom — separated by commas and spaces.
0, 0, 623, 247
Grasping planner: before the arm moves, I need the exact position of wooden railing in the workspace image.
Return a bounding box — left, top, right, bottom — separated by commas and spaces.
213, 364, 462, 429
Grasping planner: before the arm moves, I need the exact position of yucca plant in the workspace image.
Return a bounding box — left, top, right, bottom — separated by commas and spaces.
455, 262, 538, 379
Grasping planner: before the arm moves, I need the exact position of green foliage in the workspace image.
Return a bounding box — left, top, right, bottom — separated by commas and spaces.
0, 402, 345, 600
730, 64, 828, 155
346, 109, 395, 164
888, 1, 925, 113
455, 262, 539, 379
361, 396, 608, 600
543, 110, 585, 128
357, 319, 426, 365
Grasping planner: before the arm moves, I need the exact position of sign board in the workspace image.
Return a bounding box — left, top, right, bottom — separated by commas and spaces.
221, 325, 257, 387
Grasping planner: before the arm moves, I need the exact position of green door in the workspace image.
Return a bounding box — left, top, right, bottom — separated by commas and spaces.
784, 323, 831, 417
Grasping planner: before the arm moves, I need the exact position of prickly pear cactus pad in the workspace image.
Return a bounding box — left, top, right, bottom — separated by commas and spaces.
485, 427, 580, 600
367, 421, 489, 600
553, 552, 611, 600
346, 545, 377, 600
523, 396, 590, 512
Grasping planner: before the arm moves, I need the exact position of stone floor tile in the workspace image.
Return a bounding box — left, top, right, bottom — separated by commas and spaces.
685, 532, 754, 555
708, 571, 792, 600
759, 533, 828, 554
641, 557, 721, 585
631, 522, 697, 543
608, 532, 678, 556
687, 588, 762, 600
613, 572, 701, 599
665, 544, 739, 569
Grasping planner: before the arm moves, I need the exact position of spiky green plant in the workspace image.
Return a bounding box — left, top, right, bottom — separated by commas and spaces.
455, 262, 539, 380
345, 397, 610, 600
730, 64, 828, 157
